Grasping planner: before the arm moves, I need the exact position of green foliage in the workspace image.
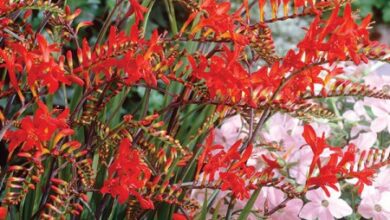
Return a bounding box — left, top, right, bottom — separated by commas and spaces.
354, 0, 390, 22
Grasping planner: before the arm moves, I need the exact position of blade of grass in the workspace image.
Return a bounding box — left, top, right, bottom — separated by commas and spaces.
212, 199, 222, 220
197, 189, 208, 220
237, 189, 260, 220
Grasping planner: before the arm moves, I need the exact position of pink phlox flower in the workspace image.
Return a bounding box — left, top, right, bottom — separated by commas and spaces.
358, 186, 390, 220
214, 115, 246, 147
299, 186, 352, 220
255, 187, 303, 220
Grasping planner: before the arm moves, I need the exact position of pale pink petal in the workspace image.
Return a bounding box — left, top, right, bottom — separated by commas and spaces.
328, 198, 353, 218
379, 192, 390, 212
288, 147, 312, 184
317, 206, 334, 220
364, 72, 387, 88
351, 125, 369, 137
283, 199, 304, 215
256, 187, 283, 211
214, 115, 244, 147
372, 212, 390, 220
381, 211, 390, 220
371, 105, 388, 118
328, 185, 341, 198
377, 100, 390, 113
343, 110, 360, 122
291, 125, 304, 137
358, 187, 380, 219
265, 187, 285, 207
310, 123, 331, 137
271, 211, 300, 220
354, 100, 368, 117
374, 169, 390, 192
350, 132, 377, 151
299, 202, 322, 220
358, 200, 375, 219
268, 126, 286, 142
306, 188, 325, 202
361, 186, 380, 200
371, 117, 388, 133
271, 200, 303, 220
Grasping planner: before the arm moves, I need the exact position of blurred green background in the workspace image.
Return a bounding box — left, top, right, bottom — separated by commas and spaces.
354, 0, 390, 23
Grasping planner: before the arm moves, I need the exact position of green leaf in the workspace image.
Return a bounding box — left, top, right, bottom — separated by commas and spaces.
197, 190, 208, 220
237, 189, 261, 220
383, 6, 390, 22
212, 199, 222, 220
21, 191, 35, 219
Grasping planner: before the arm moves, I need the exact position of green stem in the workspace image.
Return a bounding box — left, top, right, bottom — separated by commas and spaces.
94, 0, 125, 50
164, 0, 178, 35
139, 88, 151, 119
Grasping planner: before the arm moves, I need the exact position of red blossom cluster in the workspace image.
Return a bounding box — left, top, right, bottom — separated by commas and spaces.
196, 130, 263, 200
101, 138, 154, 208
1, 0, 390, 218
73, 25, 168, 88
189, 46, 255, 105
5, 101, 70, 156
188, 2, 381, 105
303, 125, 377, 195
0, 35, 83, 101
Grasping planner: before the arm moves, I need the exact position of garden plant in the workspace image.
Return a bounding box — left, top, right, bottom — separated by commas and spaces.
1, 0, 390, 219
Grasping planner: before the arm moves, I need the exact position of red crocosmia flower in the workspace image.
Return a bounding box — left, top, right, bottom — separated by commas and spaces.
336, 144, 356, 171
258, 0, 266, 21
28, 34, 83, 93
305, 140, 376, 196
4, 101, 70, 157
194, 0, 234, 35
189, 46, 253, 104
101, 138, 153, 208
269, 0, 280, 18
198, 134, 256, 200
36, 34, 59, 63
231, 144, 253, 170
202, 151, 226, 182
85, 26, 161, 87
261, 154, 282, 176
181, 0, 246, 44
0, 49, 24, 100
297, 3, 373, 65
251, 62, 285, 101
302, 124, 328, 176
220, 172, 250, 200
28, 58, 68, 93
127, 0, 148, 23
202, 139, 242, 181
224, 139, 242, 161
0, 50, 19, 90
349, 169, 376, 194
306, 153, 340, 196
119, 54, 145, 85
134, 192, 154, 209
8, 42, 33, 72
173, 213, 187, 220
0, 207, 7, 220
294, 0, 305, 7
2, 35, 83, 94
339, 145, 375, 194
196, 128, 224, 180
